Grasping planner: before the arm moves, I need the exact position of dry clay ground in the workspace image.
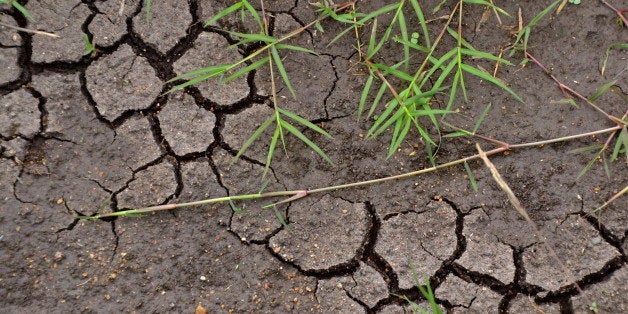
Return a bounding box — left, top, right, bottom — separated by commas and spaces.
0, 0, 626, 312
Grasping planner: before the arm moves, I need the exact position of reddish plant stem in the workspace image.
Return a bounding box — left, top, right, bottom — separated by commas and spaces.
600, 0, 628, 26
525, 52, 621, 124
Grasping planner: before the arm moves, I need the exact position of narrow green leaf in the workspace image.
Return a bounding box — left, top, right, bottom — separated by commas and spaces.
167, 64, 231, 82
472, 103, 492, 133
242, 0, 263, 29
610, 127, 627, 162
528, 0, 560, 27
388, 117, 412, 157
229, 200, 245, 213
270, 46, 296, 98
11, 1, 33, 20
445, 69, 460, 112
275, 44, 318, 55
226, 31, 277, 43
279, 108, 332, 138
446, 27, 475, 50
358, 74, 375, 119
271, 204, 289, 228
588, 80, 617, 102
232, 115, 275, 163
601, 43, 628, 76
263, 125, 281, 178
577, 150, 604, 179
464, 161, 478, 191
568, 144, 605, 154
280, 120, 334, 165
409, 0, 430, 47
145, 0, 152, 21
205, 1, 244, 26
463, 0, 510, 17
460, 48, 513, 65
367, 18, 378, 56
444, 130, 472, 138
370, 63, 414, 82
368, 99, 401, 137
224, 56, 269, 83
398, 10, 409, 71
393, 36, 429, 52
367, 82, 389, 120
461, 64, 523, 102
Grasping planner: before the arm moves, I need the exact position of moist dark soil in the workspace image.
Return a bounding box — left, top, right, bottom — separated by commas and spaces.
1, 0, 626, 313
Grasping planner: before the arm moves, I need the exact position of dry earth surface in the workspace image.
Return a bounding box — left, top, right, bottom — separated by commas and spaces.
1, 0, 626, 313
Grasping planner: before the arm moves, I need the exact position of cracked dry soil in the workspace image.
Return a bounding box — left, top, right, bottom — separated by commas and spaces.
0, 0, 626, 313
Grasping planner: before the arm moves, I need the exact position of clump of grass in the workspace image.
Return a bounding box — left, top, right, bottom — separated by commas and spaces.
167, 0, 351, 176
392, 271, 442, 314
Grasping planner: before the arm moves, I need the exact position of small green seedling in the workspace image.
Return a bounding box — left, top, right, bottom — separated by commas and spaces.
569, 0, 581, 4
82, 34, 96, 56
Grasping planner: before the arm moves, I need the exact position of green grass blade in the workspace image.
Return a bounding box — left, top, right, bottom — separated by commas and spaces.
528, 0, 560, 28
577, 150, 604, 179
270, 46, 296, 98
229, 200, 245, 213
444, 130, 472, 138
279, 108, 332, 138
398, 10, 409, 71
275, 44, 318, 55
445, 69, 461, 111
601, 43, 628, 76
11, 1, 33, 19
461, 63, 523, 102
368, 99, 400, 137
463, 0, 510, 17
241, 0, 263, 29
588, 80, 617, 102
431, 58, 458, 90
409, 0, 430, 47
473, 102, 492, 134
367, 18, 378, 55
419, 48, 457, 89
145, 0, 152, 21
271, 204, 289, 228
359, 74, 375, 119
610, 127, 627, 162
370, 63, 413, 82
205, 1, 244, 26
464, 161, 478, 191
232, 115, 275, 163
263, 126, 282, 178
166, 70, 228, 94
367, 83, 389, 120
568, 144, 605, 154
279, 120, 334, 165
167, 64, 231, 82
226, 31, 277, 43
388, 117, 412, 157
393, 36, 429, 52
446, 27, 475, 50
370, 104, 407, 138
224, 56, 269, 83
460, 48, 513, 65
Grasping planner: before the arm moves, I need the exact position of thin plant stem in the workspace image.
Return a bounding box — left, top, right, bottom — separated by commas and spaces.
525, 52, 621, 124
0, 20, 59, 38
600, 0, 628, 26
79, 125, 623, 219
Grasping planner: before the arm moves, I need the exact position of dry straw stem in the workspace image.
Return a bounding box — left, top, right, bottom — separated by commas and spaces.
0, 20, 59, 38
78, 125, 623, 220
475, 143, 583, 294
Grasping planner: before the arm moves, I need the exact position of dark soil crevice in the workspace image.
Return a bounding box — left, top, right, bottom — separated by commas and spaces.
578, 211, 625, 255
536, 255, 625, 303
